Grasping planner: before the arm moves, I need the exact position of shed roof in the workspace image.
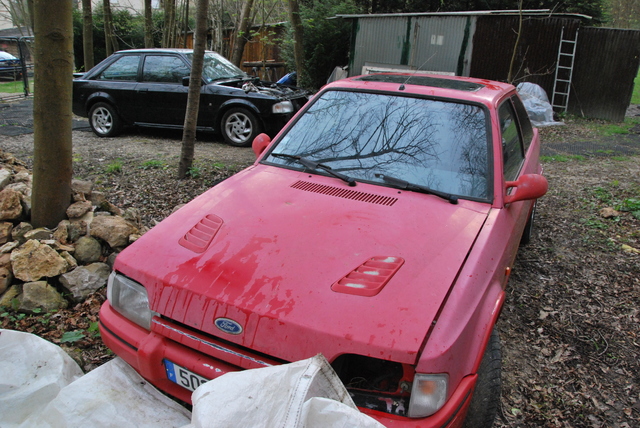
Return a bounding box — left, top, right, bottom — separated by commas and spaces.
334, 9, 592, 20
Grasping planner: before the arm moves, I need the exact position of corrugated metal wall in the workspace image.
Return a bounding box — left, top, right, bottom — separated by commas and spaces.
470, 16, 580, 97
349, 16, 475, 76
569, 27, 640, 121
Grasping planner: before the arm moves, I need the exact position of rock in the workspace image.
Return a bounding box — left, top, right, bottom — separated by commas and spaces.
18, 281, 68, 313
97, 200, 122, 216
67, 221, 84, 242
53, 220, 70, 244
13, 170, 31, 184
0, 222, 12, 244
599, 207, 620, 218
0, 188, 23, 221
0, 168, 12, 189
123, 207, 142, 227
4, 182, 28, 195
106, 252, 118, 268
72, 179, 93, 194
11, 221, 33, 243
621, 244, 640, 254
10, 239, 69, 282
59, 251, 78, 270
70, 211, 93, 235
66, 200, 93, 219
0, 241, 19, 254
0, 266, 13, 294
24, 227, 53, 241
59, 262, 111, 302
90, 215, 138, 248
129, 234, 141, 243
74, 236, 103, 264
90, 191, 106, 206
0, 284, 20, 308
0, 253, 10, 268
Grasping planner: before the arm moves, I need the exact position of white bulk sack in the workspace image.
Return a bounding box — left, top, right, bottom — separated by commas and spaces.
0, 329, 84, 427
186, 354, 384, 428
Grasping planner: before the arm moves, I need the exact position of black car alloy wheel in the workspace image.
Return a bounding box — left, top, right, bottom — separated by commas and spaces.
89, 102, 122, 137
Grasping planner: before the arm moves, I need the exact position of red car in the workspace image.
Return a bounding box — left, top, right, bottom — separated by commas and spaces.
100, 73, 547, 427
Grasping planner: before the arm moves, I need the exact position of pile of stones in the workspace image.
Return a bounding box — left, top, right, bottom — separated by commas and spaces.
0, 150, 144, 313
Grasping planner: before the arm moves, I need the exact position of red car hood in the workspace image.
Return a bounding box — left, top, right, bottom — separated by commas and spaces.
115, 165, 490, 364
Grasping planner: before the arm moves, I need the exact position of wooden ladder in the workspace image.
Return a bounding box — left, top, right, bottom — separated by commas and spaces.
552, 27, 579, 113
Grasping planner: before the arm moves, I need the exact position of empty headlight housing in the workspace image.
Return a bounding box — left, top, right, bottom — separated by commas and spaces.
272, 101, 294, 114
407, 373, 449, 418
107, 272, 157, 330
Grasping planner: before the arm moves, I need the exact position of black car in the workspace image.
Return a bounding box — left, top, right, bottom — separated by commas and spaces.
72, 49, 309, 146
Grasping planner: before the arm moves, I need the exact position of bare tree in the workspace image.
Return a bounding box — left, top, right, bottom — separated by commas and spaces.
0, 0, 33, 33
230, 0, 254, 67
31, 0, 73, 228
287, 0, 304, 85
178, 0, 209, 178
82, 0, 94, 70
103, 0, 118, 56
163, 0, 177, 47
144, 0, 153, 47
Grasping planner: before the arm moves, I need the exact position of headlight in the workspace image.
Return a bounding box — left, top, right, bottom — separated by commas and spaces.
107, 272, 157, 330
272, 101, 294, 114
407, 373, 449, 418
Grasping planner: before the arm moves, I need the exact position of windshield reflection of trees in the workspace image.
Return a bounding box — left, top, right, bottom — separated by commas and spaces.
273, 90, 489, 199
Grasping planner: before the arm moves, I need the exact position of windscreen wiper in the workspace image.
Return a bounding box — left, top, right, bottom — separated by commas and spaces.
271, 153, 357, 187
375, 173, 458, 204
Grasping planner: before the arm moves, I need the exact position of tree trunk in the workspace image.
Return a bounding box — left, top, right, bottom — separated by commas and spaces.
178, 0, 209, 179
31, 0, 74, 228
287, 0, 304, 86
230, 0, 254, 67
82, 0, 94, 70
103, 0, 117, 56
144, 0, 153, 48
163, 0, 176, 48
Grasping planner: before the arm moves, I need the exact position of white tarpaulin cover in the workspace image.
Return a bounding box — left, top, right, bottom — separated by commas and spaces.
516, 82, 564, 127
0, 330, 384, 428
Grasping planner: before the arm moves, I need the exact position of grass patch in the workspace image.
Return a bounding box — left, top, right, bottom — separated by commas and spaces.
140, 159, 165, 169
587, 117, 640, 137
0, 80, 32, 94
540, 154, 585, 162
105, 160, 123, 174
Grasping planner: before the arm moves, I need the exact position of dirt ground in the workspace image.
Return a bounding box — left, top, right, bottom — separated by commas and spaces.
1, 118, 639, 427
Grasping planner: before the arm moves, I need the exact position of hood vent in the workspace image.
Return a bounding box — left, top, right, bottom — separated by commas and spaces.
332, 256, 405, 296
178, 214, 223, 253
291, 181, 398, 206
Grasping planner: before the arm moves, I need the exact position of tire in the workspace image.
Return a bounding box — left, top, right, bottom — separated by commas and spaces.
89, 102, 122, 137
220, 108, 261, 147
463, 329, 502, 428
520, 201, 537, 246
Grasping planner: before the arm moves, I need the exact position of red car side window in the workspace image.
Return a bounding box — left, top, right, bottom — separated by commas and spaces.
499, 101, 525, 182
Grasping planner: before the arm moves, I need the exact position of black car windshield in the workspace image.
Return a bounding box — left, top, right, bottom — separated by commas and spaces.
187, 52, 247, 83
266, 90, 491, 200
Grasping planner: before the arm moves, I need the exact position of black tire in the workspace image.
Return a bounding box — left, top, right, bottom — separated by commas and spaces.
463, 329, 502, 428
220, 107, 261, 147
89, 102, 122, 137
520, 201, 537, 246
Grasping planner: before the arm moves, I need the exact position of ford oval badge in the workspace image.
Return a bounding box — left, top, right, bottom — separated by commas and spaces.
214, 317, 243, 335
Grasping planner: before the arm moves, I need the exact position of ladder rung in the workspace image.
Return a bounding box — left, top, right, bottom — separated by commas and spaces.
558, 66, 572, 69
556, 79, 570, 83
555, 92, 569, 96
561, 40, 576, 44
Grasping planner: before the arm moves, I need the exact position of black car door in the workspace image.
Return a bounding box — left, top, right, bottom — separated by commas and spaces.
134, 54, 192, 125
88, 54, 142, 121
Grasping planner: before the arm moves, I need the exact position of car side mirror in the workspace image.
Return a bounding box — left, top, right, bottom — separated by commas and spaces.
504, 174, 548, 204
252, 133, 272, 157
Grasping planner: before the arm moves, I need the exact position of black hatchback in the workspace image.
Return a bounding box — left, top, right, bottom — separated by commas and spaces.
72, 49, 309, 146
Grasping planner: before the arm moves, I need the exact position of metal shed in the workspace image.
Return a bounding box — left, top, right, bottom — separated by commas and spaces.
338, 11, 640, 121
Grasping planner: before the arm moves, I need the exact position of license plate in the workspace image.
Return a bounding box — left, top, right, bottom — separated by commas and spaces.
164, 360, 210, 392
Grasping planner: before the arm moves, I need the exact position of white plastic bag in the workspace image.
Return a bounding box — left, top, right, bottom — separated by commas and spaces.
517, 82, 564, 127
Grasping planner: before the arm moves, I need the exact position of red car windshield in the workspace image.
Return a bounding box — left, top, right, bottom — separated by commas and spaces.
267, 89, 491, 200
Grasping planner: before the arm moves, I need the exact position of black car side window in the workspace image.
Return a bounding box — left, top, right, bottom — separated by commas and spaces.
499, 101, 525, 182
97, 55, 140, 81
142, 55, 191, 84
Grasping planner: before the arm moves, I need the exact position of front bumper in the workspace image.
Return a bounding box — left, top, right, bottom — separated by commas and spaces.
99, 302, 475, 427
